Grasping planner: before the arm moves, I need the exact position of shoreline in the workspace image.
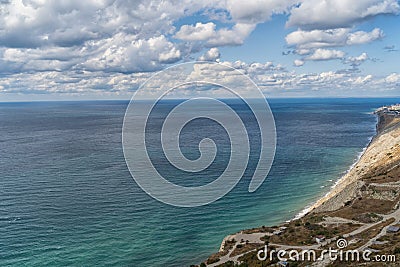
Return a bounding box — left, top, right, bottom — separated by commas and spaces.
202, 105, 400, 266
294, 132, 375, 220
291, 113, 378, 221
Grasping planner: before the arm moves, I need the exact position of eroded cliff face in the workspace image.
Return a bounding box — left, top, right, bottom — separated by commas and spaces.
376, 111, 400, 134
313, 113, 400, 213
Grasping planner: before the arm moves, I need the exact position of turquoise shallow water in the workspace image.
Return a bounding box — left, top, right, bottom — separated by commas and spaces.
1, 98, 399, 266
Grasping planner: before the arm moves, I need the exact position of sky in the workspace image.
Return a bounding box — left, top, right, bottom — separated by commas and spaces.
0, 0, 400, 101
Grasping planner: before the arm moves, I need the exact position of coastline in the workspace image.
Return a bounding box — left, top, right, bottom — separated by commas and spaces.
202, 105, 400, 267
308, 109, 400, 214
294, 111, 382, 219
301, 134, 375, 216
293, 135, 374, 221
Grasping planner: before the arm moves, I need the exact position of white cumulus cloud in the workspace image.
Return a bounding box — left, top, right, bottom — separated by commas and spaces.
175, 22, 256, 47
80, 34, 182, 72
175, 22, 217, 42
347, 28, 384, 45
345, 52, 369, 67
226, 0, 298, 23
294, 59, 305, 67
198, 48, 221, 61
286, 28, 384, 49
386, 73, 400, 83
287, 0, 400, 29
307, 49, 346, 61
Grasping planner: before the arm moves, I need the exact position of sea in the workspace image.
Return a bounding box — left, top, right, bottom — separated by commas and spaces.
1, 98, 399, 267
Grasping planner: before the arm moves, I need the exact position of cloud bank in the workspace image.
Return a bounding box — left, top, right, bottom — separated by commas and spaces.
0, 0, 399, 98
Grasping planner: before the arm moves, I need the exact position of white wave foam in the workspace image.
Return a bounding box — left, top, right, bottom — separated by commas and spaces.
291, 134, 374, 221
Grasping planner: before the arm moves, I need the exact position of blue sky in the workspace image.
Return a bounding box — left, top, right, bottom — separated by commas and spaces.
0, 0, 399, 100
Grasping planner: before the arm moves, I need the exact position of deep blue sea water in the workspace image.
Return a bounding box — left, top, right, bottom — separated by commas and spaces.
1, 98, 399, 266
